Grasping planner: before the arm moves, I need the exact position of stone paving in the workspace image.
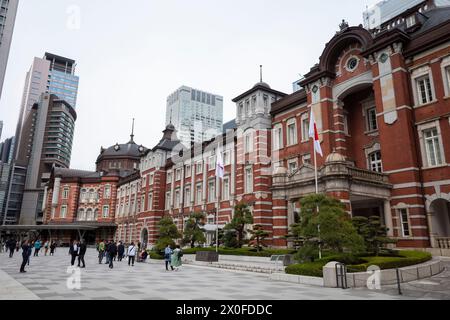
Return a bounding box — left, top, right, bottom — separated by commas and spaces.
0, 248, 441, 300
377, 259, 450, 300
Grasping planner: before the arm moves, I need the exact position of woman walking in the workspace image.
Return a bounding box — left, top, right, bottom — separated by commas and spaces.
50, 241, 56, 256
43, 240, 49, 256
171, 245, 183, 271
127, 242, 136, 266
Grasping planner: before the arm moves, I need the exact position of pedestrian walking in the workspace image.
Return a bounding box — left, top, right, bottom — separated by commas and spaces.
171, 245, 183, 271
69, 240, 79, 266
105, 240, 112, 264
43, 241, 49, 256
26, 243, 32, 266
97, 240, 105, 264
8, 239, 16, 258
127, 242, 136, 266
108, 241, 117, 269
20, 240, 31, 273
164, 244, 174, 271
78, 240, 87, 268
33, 239, 41, 256
50, 241, 56, 256
117, 241, 125, 262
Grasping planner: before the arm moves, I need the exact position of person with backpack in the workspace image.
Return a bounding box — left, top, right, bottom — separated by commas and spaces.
127, 242, 136, 266
97, 240, 105, 264
171, 245, 183, 271
33, 239, 41, 256
164, 244, 174, 271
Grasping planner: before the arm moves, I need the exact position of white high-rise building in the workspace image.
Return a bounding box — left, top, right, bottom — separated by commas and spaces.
0, 0, 19, 100
166, 86, 223, 147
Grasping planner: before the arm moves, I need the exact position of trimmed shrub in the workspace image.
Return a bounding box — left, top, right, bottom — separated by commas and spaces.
285, 250, 431, 277
182, 247, 296, 257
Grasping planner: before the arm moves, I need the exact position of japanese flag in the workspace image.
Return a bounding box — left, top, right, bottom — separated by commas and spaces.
216, 147, 224, 179
308, 109, 323, 157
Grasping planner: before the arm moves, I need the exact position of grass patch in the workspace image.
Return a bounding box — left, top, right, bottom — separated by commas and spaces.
285, 250, 432, 277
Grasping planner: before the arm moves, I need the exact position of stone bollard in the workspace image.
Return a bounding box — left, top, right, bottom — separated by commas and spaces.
323, 261, 340, 288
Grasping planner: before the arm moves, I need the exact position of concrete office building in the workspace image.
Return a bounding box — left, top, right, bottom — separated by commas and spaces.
0, 0, 19, 100
16, 94, 77, 225
0, 136, 14, 224
166, 86, 223, 147
14, 53, 79, 160
4, 52, 79, 225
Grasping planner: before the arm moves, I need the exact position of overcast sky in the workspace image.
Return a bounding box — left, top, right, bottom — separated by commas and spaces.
0, 0, 379, 171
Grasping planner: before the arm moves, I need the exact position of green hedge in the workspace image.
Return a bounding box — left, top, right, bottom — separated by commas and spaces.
182, 247, 297, 257
346, 250, 432, 272
285, 250, 432, 277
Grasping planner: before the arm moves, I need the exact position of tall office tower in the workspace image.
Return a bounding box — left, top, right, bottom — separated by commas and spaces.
0, 136, 14, 224
0, 0, 19, 100
14, 53, 79, 160
7, 93, 76, 225
166, 86, 223, 147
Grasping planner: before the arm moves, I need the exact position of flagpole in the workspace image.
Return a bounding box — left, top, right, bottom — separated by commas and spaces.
216, 175, 220, 253
310, 109, 321, 259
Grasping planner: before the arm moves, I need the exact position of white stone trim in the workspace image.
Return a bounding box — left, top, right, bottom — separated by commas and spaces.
392, 182, 422, 189
391, 194, 423, 200
384, 167, 419, 174
441, 55, 450, 98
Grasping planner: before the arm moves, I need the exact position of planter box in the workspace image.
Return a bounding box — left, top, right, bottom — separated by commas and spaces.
195, 251, 219, 262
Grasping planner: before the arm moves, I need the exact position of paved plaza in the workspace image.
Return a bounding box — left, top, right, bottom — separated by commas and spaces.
0, 248, 444, 300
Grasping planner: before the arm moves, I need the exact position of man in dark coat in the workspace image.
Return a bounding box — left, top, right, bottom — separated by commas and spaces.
69, 240, 79, 266
108, 241, 117, 269
117, 241, 125, 262
77, 240, 87, 268
20, 240, 31, 273
8, 239, 16, 258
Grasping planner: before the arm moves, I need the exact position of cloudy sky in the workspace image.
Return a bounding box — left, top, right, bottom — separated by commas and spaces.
0, 0, 379, 171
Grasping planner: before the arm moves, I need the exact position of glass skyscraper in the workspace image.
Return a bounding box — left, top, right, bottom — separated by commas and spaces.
166, 86, 223, 147
45, 52, 79, 108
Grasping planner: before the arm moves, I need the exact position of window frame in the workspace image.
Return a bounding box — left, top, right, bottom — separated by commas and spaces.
301, 113, 309, 142
417, 120, 446, 168
147, 193, 153, 210
102, 205, 109, 218
244, 166, 253, 194
398, 208, 411, 237
222, 176, 230, 200
208, 180, 216, 203
411, 66, 436, 107
286, 118, 298, 146
368, 150, 383, 173
272, 123, 283, 150
60, 205, 67, 218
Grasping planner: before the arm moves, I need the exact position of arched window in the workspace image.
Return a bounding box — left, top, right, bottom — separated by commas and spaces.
94, 209, 99, 220
78, 209, 85, 221
86, 208, 93, 221
80, 189, 87, 201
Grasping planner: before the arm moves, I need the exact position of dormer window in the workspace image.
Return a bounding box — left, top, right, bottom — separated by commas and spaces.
406, 14, 416, 28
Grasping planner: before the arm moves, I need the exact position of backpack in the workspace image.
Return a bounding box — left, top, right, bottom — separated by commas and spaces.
178, 250, 183, 258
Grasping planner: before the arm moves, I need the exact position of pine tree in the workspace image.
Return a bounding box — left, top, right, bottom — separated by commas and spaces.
182, 211, 206, 248
155, 216, 181, 251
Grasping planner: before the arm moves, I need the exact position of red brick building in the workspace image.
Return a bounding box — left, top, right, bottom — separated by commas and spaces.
45, 1, 450, 249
